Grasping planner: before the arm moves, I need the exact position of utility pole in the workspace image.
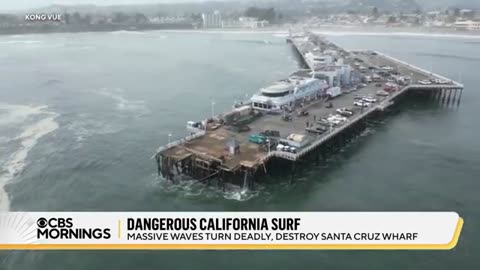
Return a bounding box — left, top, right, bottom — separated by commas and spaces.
211, 101, 215, 119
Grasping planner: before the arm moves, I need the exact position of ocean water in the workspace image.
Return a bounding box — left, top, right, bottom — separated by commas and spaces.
0, 30, 479, 269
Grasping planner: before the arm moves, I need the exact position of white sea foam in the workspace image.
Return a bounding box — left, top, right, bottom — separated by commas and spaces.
110, 30, 146, 35
0, 40, 43, 45
153, 176, 260, 202
0, 104, 49, 126
158, 28, 480, 40
223, 189, 258, 202
66, 45, 96, 51
162, 29, 282, 35
0, 105, 59, 211
98, 88, 148, 113
310, 30, 480, 40
66, 116, 121, 146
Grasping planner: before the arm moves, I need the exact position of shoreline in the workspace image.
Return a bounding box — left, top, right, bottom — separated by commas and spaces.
0, 23, 194, 36
150, 26, 480, 40
1, 25, 480, 39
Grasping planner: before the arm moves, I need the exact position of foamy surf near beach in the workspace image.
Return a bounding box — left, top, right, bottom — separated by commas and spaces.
0, 104, 59, 211
158, 28, 480, 40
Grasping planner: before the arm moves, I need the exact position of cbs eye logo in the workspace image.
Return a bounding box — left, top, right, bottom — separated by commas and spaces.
36, 217, 73, 228
37, 218, 48, 228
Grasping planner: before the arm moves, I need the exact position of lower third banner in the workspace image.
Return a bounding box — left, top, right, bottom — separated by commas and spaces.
0, 212, 463, 250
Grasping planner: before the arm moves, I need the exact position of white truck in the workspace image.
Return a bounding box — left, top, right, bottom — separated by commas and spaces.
186, 121, 204, 133
326, 87, 342, 98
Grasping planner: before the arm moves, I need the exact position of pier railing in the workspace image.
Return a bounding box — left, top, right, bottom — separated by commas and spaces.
373, 51, 464, 88
289, 38, 314, 70
265, 82, 463, 163
153, 130, 206, 157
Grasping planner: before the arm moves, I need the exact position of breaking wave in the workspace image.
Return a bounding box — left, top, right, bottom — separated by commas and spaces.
110, 30, 146, 35
222, 183, 260, 202
0, 40, 43, 45
310, 30, 480, 40
0, 104, 59, 211
272, 33, 289, 38
63, 44, 97, 51
231, 39, 277, 45
0, 104, 49, 126
159, 29, 480, 40
98, 88, 148, 113
154, 177, 260, 202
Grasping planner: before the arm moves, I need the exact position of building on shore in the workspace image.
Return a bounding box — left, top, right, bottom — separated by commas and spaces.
149, 16, 187, 24
202, 11, 222, 28
221, 17, 269, 29
454, 20, 480, 31
237, 17, 269, 28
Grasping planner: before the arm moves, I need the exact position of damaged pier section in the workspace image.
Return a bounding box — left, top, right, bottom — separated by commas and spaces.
154, 32, 464, 189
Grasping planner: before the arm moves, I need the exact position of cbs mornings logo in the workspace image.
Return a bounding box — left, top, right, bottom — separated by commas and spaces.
36, 217, 111, 240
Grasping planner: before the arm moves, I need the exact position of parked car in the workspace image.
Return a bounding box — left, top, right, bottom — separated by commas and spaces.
384, 85, 399, 93
248, 134, 266, 144
331, 114, 348, 121
316, 125, 329, 132
317, 118, 331, 126
357, 83, 367, 89
282, 114, 292, 121
287, 146, 297, 153
261, 130, 281, 138
372, 75, 382, 82
432, 78, 451, 84
376, 90, 390, 97
354, 101, 370, 107
378, 71, 390, 77
276, 144, 285, 151
336, 108, 354, 117
327, 119, 342, 126
297, 109, 309, 117
362, 97, 378, 103
306, 127, 325, 134
418, 80, 432, 85
327, 114, 347, 125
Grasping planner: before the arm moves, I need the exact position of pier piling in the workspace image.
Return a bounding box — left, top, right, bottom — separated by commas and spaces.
457, 89, 463, 106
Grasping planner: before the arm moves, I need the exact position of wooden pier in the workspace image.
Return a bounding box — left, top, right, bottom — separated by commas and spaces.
153, 33, 464, 188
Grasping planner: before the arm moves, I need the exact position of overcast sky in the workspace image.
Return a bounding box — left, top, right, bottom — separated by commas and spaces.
2, 0, 212, 11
